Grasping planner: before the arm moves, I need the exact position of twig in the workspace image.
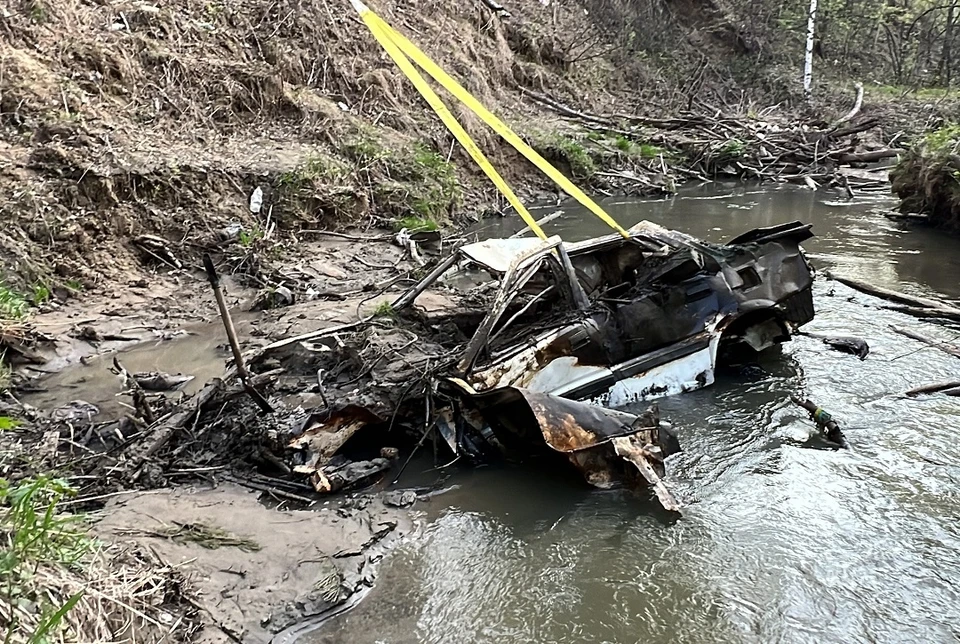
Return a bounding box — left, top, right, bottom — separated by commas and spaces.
299, 230, 392, 242
222, 476, 315, 504
203, 254, 273, 414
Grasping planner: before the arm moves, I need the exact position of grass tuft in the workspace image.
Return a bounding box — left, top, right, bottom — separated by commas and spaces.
0, 284, 28, 321
1, 477, 89, 643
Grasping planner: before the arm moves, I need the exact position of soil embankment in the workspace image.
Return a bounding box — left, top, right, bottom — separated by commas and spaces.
891, 126, 960, 233
0, 0, 945, 296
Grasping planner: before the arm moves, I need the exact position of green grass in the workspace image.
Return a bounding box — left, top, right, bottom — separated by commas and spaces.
0, 284, 28, 321
394, 216, 438, 232
529, 132, 596, 178
157, 522, 260, 552
615, 135, 633, 152
1, 477, 89, 643
342, 127, 386, 165
27, 0, 47, 22
373, 301, 396, 318
238, 226, 264, 247
719, 138, 745, 158
922, 124, 960, 152
278, 153, 349, 192
384, 142, 460, 221
30, 283, 51, 306
637, 143, 664, 159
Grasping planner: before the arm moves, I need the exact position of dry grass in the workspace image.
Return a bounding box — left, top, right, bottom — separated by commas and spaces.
891, 126, 960, 232
0, 0, 648, 290
0, 477, 198, 643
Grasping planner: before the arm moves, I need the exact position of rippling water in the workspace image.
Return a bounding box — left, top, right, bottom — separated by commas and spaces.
310, 184, 960, 644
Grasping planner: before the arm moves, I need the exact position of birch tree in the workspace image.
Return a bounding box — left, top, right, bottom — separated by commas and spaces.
803, 0, 818, 100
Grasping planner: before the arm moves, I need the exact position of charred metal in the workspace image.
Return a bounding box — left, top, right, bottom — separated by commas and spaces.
259, 220, 816, 512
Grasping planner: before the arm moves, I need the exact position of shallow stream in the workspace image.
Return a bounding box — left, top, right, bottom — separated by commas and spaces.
310, 184, 960, 643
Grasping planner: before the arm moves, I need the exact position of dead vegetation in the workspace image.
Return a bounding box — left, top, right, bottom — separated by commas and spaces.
1, 0, 927, 303
0, 476, 197, 643
891, 125, 960, 233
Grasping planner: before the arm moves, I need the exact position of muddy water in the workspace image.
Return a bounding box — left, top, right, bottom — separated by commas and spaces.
311, 184, 960, 644
22, 325, 229, 419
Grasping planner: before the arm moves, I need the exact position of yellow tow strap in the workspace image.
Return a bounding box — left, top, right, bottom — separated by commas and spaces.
351, 0, 630, 239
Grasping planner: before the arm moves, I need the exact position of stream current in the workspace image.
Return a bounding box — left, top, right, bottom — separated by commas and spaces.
309, 183, 960, 644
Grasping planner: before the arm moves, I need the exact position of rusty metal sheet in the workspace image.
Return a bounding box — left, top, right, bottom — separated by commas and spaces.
450, 381, 659, 453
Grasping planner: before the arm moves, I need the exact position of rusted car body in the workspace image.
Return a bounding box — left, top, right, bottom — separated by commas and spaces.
445, 219, 814, 404
288, 220, 816, 510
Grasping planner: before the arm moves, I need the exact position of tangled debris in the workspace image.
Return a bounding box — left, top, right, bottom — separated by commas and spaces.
21, 219, 820, 516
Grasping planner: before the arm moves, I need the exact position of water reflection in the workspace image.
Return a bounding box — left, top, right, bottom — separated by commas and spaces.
310, 185, 960, 644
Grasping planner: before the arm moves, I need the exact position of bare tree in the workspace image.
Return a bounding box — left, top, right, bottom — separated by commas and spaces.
804, 0, 819, 100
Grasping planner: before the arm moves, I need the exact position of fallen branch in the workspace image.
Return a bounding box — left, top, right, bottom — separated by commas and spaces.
203, 254, 273, 414
834, 149, 904, 164
124, 379, 225, 468
510, 210, 564, 238
891, 325, 960, 360
905, 381, 960, 397
824, 271, 960, 314
888, 305, 960, 323
829, 82, 864, 129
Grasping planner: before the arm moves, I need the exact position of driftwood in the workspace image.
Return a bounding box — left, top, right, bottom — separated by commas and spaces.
889, 305, 960, 323
124, 379, 225, 469
516, 86, 890, 194
829, 82, 864, 129
203, 254, 274, 414
906, 381, 960, 397
834, 149, 903, 163
509, 210, 564, 238
891, 325, 960, 360
825, 272, 960, 319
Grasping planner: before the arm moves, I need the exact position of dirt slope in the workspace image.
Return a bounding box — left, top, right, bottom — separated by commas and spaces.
1, 0, 941, 296
0, 0, 597, 288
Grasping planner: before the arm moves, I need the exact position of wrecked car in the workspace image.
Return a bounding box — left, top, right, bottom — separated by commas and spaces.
279, 220, 815, 510
433, 219, 815, 403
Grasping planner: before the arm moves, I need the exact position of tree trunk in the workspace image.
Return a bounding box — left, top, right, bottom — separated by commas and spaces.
944, 1, 958, 87
804, 0, 819, 100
